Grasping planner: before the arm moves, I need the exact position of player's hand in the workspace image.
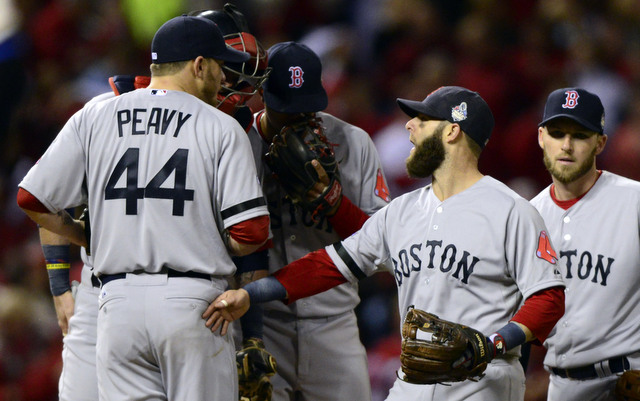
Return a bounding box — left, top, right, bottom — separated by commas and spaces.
202, 289, 251, 335
53, 291, 75, 336
307, 160, 341, 216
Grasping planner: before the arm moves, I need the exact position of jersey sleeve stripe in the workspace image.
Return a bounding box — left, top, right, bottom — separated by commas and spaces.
221, 197, 267, 219
332, 242, 366, 280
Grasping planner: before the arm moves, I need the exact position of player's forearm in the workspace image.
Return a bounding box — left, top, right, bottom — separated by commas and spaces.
227, 237, 266, 256
510, 286, 565, 344
241, 248, 348, 305
39, 226, 71, 246
24, 208, 87, 247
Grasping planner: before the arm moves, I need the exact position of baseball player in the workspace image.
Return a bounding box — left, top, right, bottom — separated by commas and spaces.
531, 88, 640, 401
229, 41, 391, 400
205, 86, 567, 401
17, 15, 269, 401
34, 6, 271, 400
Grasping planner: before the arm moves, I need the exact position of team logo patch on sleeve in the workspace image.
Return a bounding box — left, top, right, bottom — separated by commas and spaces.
536, 231, 557, 264
374, 169, 391, 202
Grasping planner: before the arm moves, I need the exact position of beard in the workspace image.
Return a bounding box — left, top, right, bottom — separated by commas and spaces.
543, 147, 597, 184
406, 123, 446, 178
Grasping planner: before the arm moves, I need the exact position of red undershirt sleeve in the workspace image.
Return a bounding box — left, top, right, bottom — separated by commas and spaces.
228, 215, 270, 245
273, 248, 347, 304
327, 195, 370, 239
511, 286, 565, 345
17, 187, 50, 213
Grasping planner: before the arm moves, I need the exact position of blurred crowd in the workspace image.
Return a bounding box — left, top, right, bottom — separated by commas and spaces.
2, 0, 640, 400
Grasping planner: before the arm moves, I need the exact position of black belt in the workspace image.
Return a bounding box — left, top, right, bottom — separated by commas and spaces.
92, 269, 211, 288
551, 356, 630, 380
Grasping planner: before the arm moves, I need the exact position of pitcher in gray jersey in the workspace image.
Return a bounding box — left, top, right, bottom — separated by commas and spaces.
18, 16, 269, 401
204, 86, 566, 401
532, 88, 640, 401
240, 42, 391, 401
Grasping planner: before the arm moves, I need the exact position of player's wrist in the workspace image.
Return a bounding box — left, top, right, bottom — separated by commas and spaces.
42, 245, 71, 296
489, 322, 527, 356
243, 276, 287, 304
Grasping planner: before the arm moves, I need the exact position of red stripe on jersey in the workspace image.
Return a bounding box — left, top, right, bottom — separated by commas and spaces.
328, 195, 370, 239
228, 215, 270, 245
511, 286, 565, 344
273, 249, 347, 304
17, 187, 50, 213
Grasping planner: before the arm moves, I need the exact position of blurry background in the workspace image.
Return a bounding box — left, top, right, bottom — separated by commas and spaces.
2, 0, 640, 400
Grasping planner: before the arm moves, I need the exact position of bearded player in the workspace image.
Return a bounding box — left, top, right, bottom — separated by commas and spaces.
204, 86, 566, 400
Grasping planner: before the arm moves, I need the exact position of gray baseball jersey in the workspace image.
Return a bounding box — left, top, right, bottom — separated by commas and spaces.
531, 171, 640, 368
20, 88, 268, 401
326, 176, 565, 399
249, 111, 390, 318
248, 111, 390, 400
20, 89, 268, 276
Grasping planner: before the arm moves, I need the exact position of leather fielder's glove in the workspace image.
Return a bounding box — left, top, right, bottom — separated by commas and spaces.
264, 118, 341, 221
400, 307, 492, 384
237, 338, 277, 401
616, 370, 640, 401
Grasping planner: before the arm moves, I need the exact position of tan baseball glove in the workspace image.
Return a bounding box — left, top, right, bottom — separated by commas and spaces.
616, 370, 640, 401
400, 307, 493, 384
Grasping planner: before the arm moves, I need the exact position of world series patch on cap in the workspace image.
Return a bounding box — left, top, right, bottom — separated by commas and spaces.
538, 88, 605, 134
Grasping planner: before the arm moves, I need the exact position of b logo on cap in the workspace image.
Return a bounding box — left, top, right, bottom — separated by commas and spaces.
289, 66, 304, 88
562, 90, 580, 109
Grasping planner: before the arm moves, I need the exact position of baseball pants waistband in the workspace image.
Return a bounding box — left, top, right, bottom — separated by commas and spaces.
92, 269, 211, 288
550, 356, 630, 380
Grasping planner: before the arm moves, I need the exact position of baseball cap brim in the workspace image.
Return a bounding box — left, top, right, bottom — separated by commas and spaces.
397, 98, 445, 120
216, 46, 250, 64
538, 114, 602, 133
263, 89, 328, 113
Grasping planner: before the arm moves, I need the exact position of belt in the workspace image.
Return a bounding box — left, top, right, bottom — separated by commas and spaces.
551, 356, 630, 380
92, 269, 211, 288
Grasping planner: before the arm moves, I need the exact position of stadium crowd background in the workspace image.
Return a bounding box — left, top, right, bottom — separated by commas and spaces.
1, 0, 640, 400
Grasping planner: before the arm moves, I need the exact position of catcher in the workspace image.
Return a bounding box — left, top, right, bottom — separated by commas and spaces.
226, 41, 391, 401
204, 86, 566, 401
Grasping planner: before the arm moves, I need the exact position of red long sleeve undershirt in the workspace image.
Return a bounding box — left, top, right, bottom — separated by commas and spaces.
327, 195, 370, 239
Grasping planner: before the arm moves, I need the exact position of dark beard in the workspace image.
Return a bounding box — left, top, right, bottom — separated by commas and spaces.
406, 123, 446, 178
542, 147, 597, 184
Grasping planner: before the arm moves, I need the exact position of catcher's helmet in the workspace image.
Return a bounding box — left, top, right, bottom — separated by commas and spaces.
189, 4, 270, 112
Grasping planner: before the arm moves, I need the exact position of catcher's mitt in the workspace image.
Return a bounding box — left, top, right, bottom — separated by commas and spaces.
237, 338, 277, 401
616, 370, 640, 401
264, 118, 341, 221
400, 307, 492, 384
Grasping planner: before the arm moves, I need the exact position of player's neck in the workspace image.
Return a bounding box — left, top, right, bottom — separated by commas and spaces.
551, 169, 602, 201
432, 163, 483, 201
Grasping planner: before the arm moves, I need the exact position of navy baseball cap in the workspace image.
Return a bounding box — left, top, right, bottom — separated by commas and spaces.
262, 41, 328, 113
538, 88, 605, 134
151, 15, 250, 64
397, 86, 495, 149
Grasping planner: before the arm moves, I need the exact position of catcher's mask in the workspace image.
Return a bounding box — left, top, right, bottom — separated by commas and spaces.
189, 5, 271, 113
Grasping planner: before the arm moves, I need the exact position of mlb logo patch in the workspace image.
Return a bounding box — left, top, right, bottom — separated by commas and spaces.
451, 102, 468, 122
151, 89, 167, 96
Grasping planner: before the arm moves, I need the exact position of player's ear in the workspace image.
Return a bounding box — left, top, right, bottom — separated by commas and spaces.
446, 123, 462, 144
192, 56, 206, 79
537, 127, 545, 149
595, 133, 608, 155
